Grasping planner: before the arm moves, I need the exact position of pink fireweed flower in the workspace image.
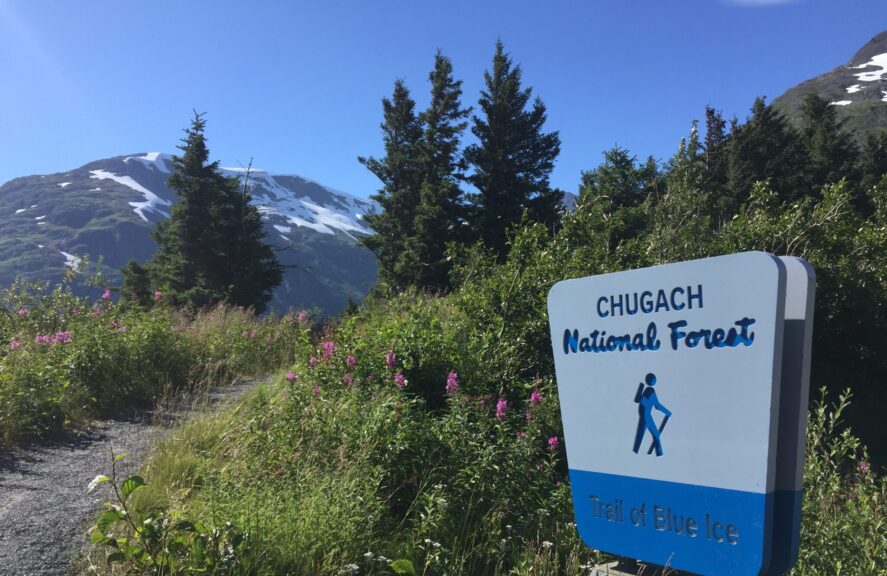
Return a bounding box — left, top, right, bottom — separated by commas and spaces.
445, 371, 460, 394
154, 290, 163, 301
34, 335, 50, 344
321, 340, 336, 358
297, 311, 309, 325
286, 372, 297, 382
17, 307, 28, 317
530, 390, 541, 406
101, 289, 111, 301
342, 373, 353, 386
860, 460, 871, 475
548, 436, 560, 450
312, 386, 321, 394
49, 331, 72, 344
346, 355, 357, 367
10, 339, 21, 350
309, 356, 319, 367
385, 350, 397, 369
525, 410, 533, 422
394, 372, 406, 390
496, 399, 508, 420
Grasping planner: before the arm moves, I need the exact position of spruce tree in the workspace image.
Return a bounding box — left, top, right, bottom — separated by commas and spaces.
727, 97, 808, 204
132, 112, 281, 312
862, 131, 887, 189
464, 41, 562, 259
799, 93, 858, 191
413, 51, 471, 290
359, 80, 423, 290
703, 106, 732, 221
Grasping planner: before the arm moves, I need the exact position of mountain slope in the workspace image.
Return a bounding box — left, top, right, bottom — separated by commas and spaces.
773, 30, 887, 140
0, 154, 377, 314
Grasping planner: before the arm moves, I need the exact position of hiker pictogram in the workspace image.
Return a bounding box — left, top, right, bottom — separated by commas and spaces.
632, 372, 672, 457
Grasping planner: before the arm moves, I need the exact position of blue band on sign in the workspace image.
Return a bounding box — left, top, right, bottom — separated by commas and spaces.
569, 469, 773, 576
767, 489, 803, 576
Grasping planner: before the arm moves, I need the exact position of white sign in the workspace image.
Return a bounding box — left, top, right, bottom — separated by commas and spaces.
548, 252, 786, 576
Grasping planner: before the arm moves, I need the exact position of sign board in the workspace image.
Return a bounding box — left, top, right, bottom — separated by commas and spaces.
547, 252, 787, 576
767, 257, 815, 576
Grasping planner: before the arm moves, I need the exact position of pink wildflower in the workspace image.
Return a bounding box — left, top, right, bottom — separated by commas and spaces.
860, 460, 871, 475
10, 339, 21, 350
312, 386, 321, 394
17, 307, 28, 317
445, 371, 460, 394
496, 399, 508, 420
286, 372, 297, 382
530, 390, 542, 406
525, 410, 533, 422
548, 436, 560, 451
394, 372, 406, 390
309, 356, 318, 367
321, 340, 336, 358
101, 288, 111, 301
55, 331, 71, 343
516, 431, 526, 438
385, 350, 397, 369
346, 355, 357, 367
342, 374, 353, 386
297, 311, 309, 325
154, 290, 163, 301
250, 329, 257, 339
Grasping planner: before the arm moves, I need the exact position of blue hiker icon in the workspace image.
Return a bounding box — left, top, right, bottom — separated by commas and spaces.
632, 373, 672, 457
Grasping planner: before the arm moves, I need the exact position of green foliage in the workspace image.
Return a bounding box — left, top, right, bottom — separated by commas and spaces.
89, 454, 250, 575
360, 80, 424, 291
0, 279, 299, 447
791, 390, 887, 575
464, 41, 563, 258
137, 112, 282, 313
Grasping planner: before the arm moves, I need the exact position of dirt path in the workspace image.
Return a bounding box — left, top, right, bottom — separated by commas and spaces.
0, 378, 265, 576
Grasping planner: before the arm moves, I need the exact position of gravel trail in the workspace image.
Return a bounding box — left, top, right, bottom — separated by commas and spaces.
0, 378, 265, 576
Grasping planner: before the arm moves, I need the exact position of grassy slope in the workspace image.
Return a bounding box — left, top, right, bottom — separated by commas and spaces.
90, 292, 886, 576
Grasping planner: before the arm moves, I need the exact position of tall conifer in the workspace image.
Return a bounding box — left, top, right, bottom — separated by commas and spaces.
133, 112, 281, 312
359, 80, 423, 290
413, 51, 471, 290
800, 94, 858, 191
464, 41, 562, 259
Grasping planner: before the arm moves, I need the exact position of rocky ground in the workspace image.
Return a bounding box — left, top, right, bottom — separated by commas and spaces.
0, 378, 263, 576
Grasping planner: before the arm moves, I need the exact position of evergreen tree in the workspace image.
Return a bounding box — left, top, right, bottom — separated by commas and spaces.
413, 51, 471, 290
727, 97, 808, 204
120, 260, 151, 307
464, 41, 562, 258
130, 112, 281, 312
359, 80, 423, 290
861, 131, 887, 192
799, 93, 858, 191
703, 106, 732, 221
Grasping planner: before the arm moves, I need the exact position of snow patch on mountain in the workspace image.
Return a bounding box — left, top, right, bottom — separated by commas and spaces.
58, 182, 71, 188
853, 53, 887, 82
15, 208, 27, 214
124, 152, 171, 174
220, 167, 373, 238
831, 100, 853, 106
59, 251, 82, 271
89, 169, 171, 221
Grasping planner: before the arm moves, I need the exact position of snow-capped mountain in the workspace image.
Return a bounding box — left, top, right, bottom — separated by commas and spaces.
0, 153, 377, 314
774, 30, 887, 141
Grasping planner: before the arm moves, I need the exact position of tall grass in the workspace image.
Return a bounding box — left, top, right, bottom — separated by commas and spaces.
87, 292, 885, 575
0, 280, 303, 448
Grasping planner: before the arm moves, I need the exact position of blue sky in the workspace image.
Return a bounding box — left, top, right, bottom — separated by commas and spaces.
2, 0, 886, 199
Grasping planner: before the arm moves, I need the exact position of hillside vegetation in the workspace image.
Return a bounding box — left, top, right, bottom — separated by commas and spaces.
83, 172, 887, 573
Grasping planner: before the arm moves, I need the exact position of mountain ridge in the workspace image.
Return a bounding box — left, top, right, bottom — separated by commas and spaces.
0, 154, 378, 314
